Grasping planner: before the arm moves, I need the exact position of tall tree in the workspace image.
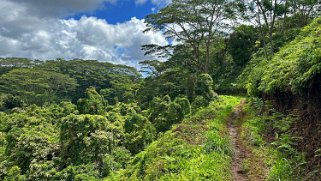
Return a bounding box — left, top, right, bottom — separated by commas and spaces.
237, 0, 287, 59
288, 0, 321, 25
238, 0, 321, 59
144, 0, 235, 73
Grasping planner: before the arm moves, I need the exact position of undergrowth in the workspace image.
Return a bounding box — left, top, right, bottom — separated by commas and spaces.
242, 17, 321, 95
240, 97, 305, 181
106, 96, 241, 181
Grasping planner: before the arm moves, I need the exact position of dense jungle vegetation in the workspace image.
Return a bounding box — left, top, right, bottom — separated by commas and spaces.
1, 0, 321, 180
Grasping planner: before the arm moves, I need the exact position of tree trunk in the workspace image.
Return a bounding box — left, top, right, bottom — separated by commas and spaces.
204, 42, 210, 73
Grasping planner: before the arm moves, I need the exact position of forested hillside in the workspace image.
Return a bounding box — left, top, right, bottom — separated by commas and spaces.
1, 0, 321, 180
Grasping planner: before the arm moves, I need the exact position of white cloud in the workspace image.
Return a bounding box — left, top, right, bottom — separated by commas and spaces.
0, 0, 168, 67
135, 0, 171, 6
8, 0, 117, 17
135, 0, 148, 5
151, 0, 172, 6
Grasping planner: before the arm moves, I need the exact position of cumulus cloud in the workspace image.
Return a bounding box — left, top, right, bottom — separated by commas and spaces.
0, 0, 168, 67
8, 0, 117, 17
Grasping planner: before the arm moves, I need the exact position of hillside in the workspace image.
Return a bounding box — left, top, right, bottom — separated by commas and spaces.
245, 17, 321, 95
1, 1, 321, 180
242, 16, 321, 180
108, 96, 240, 180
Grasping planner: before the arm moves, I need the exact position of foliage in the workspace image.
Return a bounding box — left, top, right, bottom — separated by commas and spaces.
2, 95, 24, 110
124, 113, 156, 154
0, 58, 33, 76
0, 58, 140, 107
1, 1, 321, 180
136, 66, 192, 108
39, 59, 141, 101
77, 87, 107, 115
148, 95, 191, 132
59, 114, 115, 166
228, 25, 258, 66
195, 74, 218, 102
243, 17, 321, 95
239, 98, 305, 180
0, 68, 78, 105
108, 95, 240, 180
144, 0, 235, 73
0, 97, 132, 180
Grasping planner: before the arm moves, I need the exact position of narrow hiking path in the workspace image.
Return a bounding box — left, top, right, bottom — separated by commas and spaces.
228, 100, 248, 181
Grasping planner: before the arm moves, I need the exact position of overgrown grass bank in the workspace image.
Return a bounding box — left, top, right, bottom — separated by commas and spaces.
239, 98, 304, 181
107, 96, 241, 180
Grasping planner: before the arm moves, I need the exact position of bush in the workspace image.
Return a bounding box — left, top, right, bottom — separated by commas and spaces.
191, 96, 209, 111
149, 96, 191, 133
195, 74, 218, 102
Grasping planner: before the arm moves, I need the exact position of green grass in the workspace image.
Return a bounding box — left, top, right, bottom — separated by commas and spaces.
243, 17, 321, 95
106, 95, 241, 181
239, 100, 304, 181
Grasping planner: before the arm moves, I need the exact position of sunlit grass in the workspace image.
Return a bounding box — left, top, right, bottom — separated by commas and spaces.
107, 95, 241, 181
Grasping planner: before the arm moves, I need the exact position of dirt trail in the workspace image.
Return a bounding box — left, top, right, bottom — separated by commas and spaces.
228, 100, 248, 181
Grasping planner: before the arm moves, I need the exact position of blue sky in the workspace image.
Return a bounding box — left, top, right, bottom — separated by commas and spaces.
73, 1, 158, 24
0, 0, 170, 68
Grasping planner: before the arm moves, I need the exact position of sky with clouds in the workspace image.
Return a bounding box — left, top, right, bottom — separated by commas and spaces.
0, 0, 171, 67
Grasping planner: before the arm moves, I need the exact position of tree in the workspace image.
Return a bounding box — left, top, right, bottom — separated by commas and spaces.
77, 87, 107, 115
39, 59, 141, 101
0, 57, 34, 76
139, 60, 165, 77
288, 0, 321, 26
237, 0, 321, 59
4, 124, 59, 174
137, 62, 191, 107
237, 0, 288, 59
144, 0, 235, 73
195, 74, 217, 103
124, 114, 156, 154
59, 115, 117, 167
2, 95, 24, 110
0, 68, 78, 105
149, 95, 191, 132
228, 25, 258, 66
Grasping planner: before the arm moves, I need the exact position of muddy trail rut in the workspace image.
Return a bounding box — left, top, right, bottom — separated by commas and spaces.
228, 100, 248, 181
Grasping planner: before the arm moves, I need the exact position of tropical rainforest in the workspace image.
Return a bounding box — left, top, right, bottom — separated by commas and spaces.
1, 0, 321, 180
